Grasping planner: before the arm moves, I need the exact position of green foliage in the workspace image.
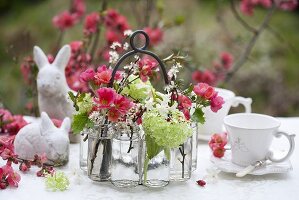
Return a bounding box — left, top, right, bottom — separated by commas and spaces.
183, 84, 194, 96
45, 172, 70, 192
76, 93, 93, 114
174, 15, 185, 25
68, 92, 82, 112
142, 109, 192, 148
72, 112, 93, 134
145, 134, 163, 160
191, 108, 205, 124
122, 76, 153, 102
142, 109, 191, 182
69, 92, 93, 114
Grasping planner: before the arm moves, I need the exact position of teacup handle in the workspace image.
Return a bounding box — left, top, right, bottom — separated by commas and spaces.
267, 132, 296, 163
231, 97, 252, 113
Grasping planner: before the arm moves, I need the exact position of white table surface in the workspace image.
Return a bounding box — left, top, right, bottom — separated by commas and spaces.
1, 117, 299, 200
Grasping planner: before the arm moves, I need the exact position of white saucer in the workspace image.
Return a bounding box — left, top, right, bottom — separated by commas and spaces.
210, 151, 293, 176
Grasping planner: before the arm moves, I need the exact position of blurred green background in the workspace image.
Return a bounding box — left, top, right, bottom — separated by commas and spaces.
0, 0, 298, 116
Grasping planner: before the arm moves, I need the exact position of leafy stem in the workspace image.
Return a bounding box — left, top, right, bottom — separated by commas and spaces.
143, 156, 150, 184
178, 144, 186, 179
127, 125, 134, 153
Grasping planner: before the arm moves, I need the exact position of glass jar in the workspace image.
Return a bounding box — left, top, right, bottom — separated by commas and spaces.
191, 122, 198, 171
143, 136, 170, 188
170, 137, 192, 181
87, 124, 113, 181
80, 129, 89, 172
111, 125, 141, 188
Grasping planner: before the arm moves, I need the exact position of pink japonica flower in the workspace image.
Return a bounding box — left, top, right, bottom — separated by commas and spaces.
79, 68, 95, 82
113, 94, 134, 115
104, 9, 130, 32
5, 115, 28, 135
208, 132, 228, 150
84, 12, 101, 35
0, 164, 21, 188
94, 65, 122, 85
94, 87, 117, 108
52, 11, 76, 30
213, 147, 226, 158
72, 0, 86, 19
70, 41, 83, 53
193, 83, 216, 100
220, 52, 234, 70
105, 29, 122, 44
144, 27, 163, 45
182, 109, 191, 121
138, 58, 158, 82
210, 94, 225, 113
178, 95, 192, 110
107, 108, 122, 122
192, 70, 216, 86
277, 0, 298, 10
7, 171, 21, 187
208, 132, 228, 158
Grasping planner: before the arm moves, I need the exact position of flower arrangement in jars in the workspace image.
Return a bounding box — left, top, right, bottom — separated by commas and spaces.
69, 30, 225, 188
141, 60, 225, 185
69, 31, 158, 182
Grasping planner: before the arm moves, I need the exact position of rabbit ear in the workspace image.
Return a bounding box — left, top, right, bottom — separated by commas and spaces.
40, 112, 55, 135
52, 45, 71, 71
60, 117, 71, 133
33, 46, 49, 70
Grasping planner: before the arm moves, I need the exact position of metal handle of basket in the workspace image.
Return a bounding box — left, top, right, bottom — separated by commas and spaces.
108, 30, 169, 87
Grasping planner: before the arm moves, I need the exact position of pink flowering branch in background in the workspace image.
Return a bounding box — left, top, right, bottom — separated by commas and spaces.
192, 0, 298, 86
18, 0, 168, 115
224, 0, 298, 82
192, 52, 234, 86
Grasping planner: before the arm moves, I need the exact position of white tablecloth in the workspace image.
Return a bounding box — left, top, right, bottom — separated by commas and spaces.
1, 117, 299, 200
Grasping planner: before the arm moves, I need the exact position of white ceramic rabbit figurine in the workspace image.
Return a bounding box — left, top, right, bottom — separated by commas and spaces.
33, 45, 75, 120
14, 112, 70, 166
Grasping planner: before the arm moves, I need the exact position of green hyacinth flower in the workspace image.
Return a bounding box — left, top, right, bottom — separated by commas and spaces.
45, 172, 70, 192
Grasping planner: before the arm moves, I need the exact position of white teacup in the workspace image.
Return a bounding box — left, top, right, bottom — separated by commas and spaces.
224, 113, 295, 166
198, 88, 252, 139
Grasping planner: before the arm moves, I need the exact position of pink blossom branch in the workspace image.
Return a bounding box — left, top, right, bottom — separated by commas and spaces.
226, 3, 276, 82
144, 0, 154, 27
90, 0, 108, 62
229, 0, 257, 33
230, 0, 296, 54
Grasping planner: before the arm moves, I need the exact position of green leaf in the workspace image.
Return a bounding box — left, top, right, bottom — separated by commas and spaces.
164, 148, 171, 160
68, 91, 76, 102
156, 0, 164, 15
191, 108, 205, 124
174, 15, 185, 25
77, 93, 86, 102
68, 91, 80, 111
145, 135, 163, 160
72, 112, 92, 134
184, 84, 194, 95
